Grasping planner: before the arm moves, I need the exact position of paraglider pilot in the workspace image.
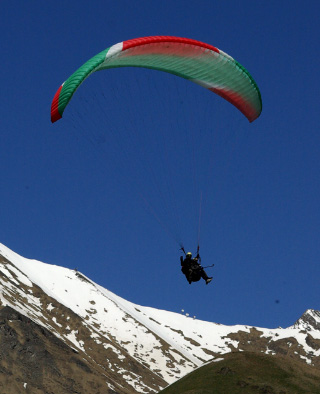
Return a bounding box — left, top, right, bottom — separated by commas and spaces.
180, 252, 212, 285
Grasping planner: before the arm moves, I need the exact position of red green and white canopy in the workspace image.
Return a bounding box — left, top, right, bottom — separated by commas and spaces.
51, 36, 262, 123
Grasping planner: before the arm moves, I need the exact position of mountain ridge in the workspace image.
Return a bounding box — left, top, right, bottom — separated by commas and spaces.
1, 242, 320, 393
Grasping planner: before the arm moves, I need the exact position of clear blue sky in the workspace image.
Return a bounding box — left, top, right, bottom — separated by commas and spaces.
1, 1, 320, 328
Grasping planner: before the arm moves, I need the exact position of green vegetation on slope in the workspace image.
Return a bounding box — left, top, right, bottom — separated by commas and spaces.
159, 351, 320, 394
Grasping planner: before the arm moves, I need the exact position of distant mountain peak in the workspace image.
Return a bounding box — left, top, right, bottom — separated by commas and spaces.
292, 309, 320, 331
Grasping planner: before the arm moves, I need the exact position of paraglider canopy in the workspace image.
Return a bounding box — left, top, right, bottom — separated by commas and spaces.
51, 35, 262, 123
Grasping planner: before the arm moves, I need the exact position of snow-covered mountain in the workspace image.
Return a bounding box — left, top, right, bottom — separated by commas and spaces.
292, 309, 320, 331
0, 242, 320, 393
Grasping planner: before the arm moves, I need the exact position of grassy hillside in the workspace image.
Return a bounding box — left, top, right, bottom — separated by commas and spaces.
159, 351, 320, 394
